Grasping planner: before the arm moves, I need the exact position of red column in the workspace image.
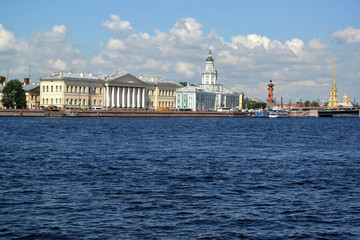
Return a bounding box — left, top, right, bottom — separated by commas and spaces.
267, 80, 275, 106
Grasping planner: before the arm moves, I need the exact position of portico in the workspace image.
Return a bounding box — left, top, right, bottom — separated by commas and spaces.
104, 74, 146, 109
105, 85, 146, 108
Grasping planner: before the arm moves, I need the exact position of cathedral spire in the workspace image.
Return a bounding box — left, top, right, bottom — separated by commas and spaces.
333, 57, 336, 86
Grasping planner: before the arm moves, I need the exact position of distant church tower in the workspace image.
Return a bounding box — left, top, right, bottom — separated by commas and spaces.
202, 50, 218, 85
328, 57, 338, 108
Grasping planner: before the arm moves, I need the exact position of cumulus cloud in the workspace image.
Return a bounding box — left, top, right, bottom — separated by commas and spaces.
102, 14, 134, 36
32, 25, 69, 46
331, 26, 360, 44
174, 61, 196, 78
308, 38, 327, 50
106, 38, 125, 51
48, 59, 67, 70
170, 17, 203, 45
231, 34, 271, 49
285, 38, 304, 56
0, 24, 28, 53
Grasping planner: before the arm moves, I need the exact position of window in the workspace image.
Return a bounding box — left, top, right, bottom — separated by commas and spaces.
59, 99, 61, 104
100, 88, 102, 94
46, 86, 49, 92
43, 86, 45, 92
71, 86, 73, 92
83, 99, 86, 105
66, 99, 69, 104
51, 86, 53, 92
60, 86, 62, 92
94, 87, 96, 94
67, 86, 70, 92
42, 98, 45, 104
75, 99, 77, 105
56, 86, 58, 92
94, 99, 97, 106
100, 100, 102, 106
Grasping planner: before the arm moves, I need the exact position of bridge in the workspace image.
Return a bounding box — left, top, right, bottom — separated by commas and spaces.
318, 108, 359, 117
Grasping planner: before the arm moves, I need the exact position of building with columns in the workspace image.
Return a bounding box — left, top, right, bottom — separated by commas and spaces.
176, 50, 244, 111
40, 72, 178, 110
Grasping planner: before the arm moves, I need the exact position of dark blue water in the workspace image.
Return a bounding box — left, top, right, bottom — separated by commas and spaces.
1, 117, 360, 239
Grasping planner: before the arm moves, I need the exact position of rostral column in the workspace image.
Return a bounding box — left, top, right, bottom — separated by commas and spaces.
267, 80, 275, 106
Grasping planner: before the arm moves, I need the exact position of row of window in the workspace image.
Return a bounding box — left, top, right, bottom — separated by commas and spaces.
42, 97, 174, 108
42, 85, 103, 94
42, 98, 103, 106
147, 90, 176, 97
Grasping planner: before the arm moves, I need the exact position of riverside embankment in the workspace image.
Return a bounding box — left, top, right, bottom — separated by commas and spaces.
0, 109, 247, 118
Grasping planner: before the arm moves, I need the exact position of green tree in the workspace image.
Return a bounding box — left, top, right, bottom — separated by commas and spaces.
178, 82, 188, 87
311, 101, 319, 107
0, 76, 5, 85
1, 79, 27, 109
304, 100, 311, 107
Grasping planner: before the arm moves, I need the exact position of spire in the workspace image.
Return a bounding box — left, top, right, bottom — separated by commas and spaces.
206, 49, 214, 62
333, 57, 336, 86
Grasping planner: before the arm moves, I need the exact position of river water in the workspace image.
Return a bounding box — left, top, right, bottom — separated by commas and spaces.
1, 117, 359, 239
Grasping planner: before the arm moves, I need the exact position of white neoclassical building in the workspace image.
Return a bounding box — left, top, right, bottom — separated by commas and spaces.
40, 72, 177, 110
176, 50, 244, 111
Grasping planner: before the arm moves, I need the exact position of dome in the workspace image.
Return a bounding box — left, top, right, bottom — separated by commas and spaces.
206, 50, 214, 62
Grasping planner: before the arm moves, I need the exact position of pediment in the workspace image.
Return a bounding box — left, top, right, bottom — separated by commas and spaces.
108, 74, 146, 87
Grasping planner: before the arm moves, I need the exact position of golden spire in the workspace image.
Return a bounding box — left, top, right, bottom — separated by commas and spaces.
333, 57, 336, 86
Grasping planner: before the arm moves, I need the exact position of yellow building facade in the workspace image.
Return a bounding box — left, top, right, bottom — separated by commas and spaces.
40, 72, 178, 110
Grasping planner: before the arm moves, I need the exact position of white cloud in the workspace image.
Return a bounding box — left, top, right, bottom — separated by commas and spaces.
102, 14, 134, 35
331, 26, 360, 44
285, 38, 304, 56
174, 61, 196, 78
32, 25, 69, 46
0, 24, 28, 53
48, 59, 67, 70
106, 38, 125, 51
308, 38, 327, 50
170, 17, 203, 45
231, 34, 271, 49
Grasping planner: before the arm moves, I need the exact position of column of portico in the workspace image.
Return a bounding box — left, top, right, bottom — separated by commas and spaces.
106, 85, 110, 108
127, 88, 131, 108
111, 87, 115, 108
132, 88, 136, 108
142, 88, 145, 109
137, 88, 141, 108
122, 87, 126, 108
117, 87, 120, 107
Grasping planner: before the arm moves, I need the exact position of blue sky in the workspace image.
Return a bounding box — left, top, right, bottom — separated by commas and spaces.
1, 0, 360, 102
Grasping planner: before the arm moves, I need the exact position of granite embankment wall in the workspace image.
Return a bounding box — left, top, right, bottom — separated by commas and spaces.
0, 109, 247, 118
288, 110, 319, 117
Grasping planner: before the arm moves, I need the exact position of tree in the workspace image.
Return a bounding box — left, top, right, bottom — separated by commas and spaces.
311, 101, 319, 107
304, 100, 311, 107
178, 82, 188, 87
1, 79, 27, 109
0, 76, 5, 85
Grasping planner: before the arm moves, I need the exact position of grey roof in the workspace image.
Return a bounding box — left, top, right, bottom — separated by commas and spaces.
0, 84, 39, 92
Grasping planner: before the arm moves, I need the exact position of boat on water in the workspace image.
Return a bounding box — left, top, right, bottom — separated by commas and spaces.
255, 110, 269, 118
269, 110, 288, 118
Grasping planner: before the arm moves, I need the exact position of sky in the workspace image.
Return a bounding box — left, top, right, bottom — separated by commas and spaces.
1, 0, 360, 103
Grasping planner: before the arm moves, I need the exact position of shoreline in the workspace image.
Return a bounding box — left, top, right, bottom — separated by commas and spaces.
0, 109, 358, 118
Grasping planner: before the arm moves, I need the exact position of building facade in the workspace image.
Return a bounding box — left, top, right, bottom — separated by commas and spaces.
176, 50, 244, 111
40, 72, 178, 110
